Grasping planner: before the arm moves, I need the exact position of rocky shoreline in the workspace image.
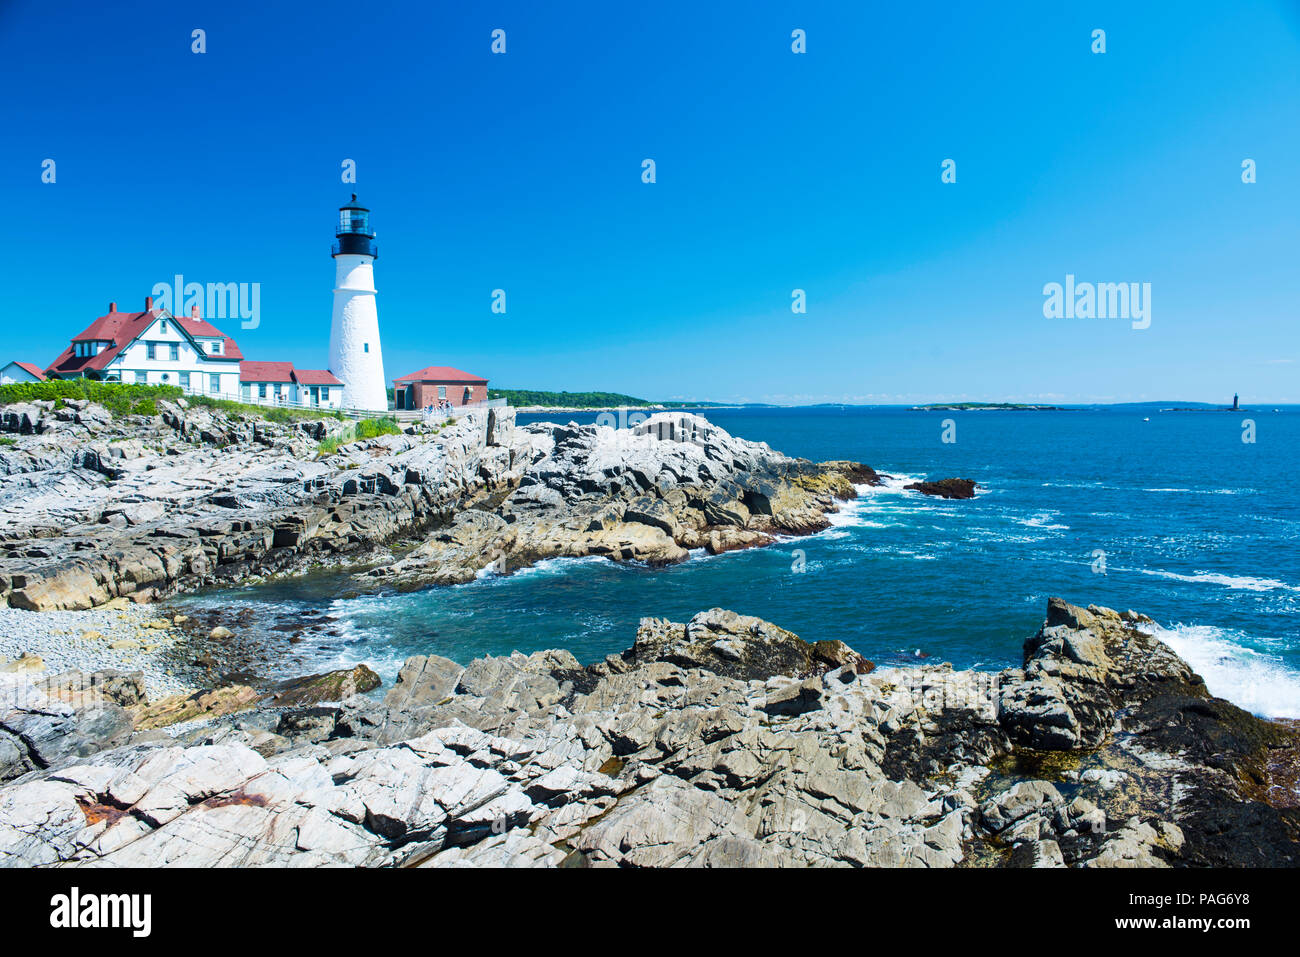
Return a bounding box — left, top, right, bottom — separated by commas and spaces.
4, 400, 1293, 868
0, 397, 989, 734
1, 597, 1296, 867
0, 400, 902, 611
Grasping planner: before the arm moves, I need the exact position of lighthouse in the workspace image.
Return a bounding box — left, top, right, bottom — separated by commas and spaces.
328, 195, 388, 412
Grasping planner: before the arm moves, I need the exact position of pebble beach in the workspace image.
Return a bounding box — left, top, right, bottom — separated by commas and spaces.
0, 602, 194, 700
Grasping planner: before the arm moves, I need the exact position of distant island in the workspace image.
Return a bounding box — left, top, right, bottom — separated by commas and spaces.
910, 402, 1064, 411
487, 389, 727, 410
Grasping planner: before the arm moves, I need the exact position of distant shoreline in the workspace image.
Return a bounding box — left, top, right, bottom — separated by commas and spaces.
513, 404, 748, 414
511, 403, 1291, 414
909, 403, 1064, 412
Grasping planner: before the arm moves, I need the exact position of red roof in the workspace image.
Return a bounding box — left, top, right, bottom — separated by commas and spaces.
177, 316, 234, 340
292, 369, 342, 386
46, 306, 242, 377
240, 360, 296, 383
394, 366, 488, 384
9, 361, 46, 381
239, 363, 341, 386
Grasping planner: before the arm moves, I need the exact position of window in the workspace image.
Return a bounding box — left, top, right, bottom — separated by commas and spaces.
169, 343, 179, 361
258, 384, 267, 399
209, 374, 219, 393
160, 320, 168, 334
241, 383, 251, 401
179, 372, 190, 390
146, 342, 157, 360
438, 385, 446, 399
364, 343, 369, 353
211, 340, 223, 355
321, 387, 330, 402
135, 371, 147, 384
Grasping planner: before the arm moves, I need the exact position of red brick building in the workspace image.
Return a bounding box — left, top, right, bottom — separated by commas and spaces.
393, 366, 489, 410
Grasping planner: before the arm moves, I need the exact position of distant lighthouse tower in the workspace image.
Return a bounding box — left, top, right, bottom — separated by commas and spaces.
329, 195, 388, 412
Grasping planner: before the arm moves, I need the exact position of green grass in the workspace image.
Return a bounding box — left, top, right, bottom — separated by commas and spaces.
0, 437, 15, 447
183, 394, 345, 422
317, 416, 402, 456
355, 417, 401, 440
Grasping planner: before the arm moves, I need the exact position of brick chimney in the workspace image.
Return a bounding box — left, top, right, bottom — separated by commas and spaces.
145, 295, 153, 311
108, 302, 117, 313
190, 304, 200, 319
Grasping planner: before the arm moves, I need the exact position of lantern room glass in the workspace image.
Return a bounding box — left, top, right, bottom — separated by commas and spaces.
339, 208, 370, 235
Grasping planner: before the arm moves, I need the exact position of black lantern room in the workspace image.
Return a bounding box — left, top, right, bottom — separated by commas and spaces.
333, 194, 377, 258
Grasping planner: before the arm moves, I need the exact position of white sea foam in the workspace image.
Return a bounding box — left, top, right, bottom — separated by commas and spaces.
495, 555, 609, 579
1017, 511, 1070, 531
1141, 622, 1300, 720
827, 476, 930, 529
1041, 482, 1248, 496
872, 474, 927, 493
1140, 568, 1300, 593
1142, 487, 1251, 495
826, 478, 920, 530
825, 501, 866, 527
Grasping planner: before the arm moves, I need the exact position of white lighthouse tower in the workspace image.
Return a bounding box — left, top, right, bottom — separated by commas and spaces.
328, 195, 388, 412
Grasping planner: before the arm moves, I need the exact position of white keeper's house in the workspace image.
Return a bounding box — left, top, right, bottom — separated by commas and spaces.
39, 296, 344, 409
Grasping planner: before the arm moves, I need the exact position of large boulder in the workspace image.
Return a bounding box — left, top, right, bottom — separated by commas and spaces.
617, 608, 873, 682
262, 664, 381, 708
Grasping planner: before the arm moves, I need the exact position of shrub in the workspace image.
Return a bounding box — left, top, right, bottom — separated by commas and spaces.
0, 379, 182, 412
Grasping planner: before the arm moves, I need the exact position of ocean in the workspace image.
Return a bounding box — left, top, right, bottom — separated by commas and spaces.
180, 405, 1300, 719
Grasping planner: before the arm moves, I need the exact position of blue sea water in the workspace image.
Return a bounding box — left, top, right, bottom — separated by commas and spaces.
186, 406, 1300, 719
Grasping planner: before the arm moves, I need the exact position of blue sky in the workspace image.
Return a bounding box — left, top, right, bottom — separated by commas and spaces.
3, 1, 1298, 403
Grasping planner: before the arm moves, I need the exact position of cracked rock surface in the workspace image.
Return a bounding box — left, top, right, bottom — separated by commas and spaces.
1, 598, 1295, 867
